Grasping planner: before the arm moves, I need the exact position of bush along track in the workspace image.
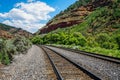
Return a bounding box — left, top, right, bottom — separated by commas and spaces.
31, 32, 120, 58
0, 36, 32, 65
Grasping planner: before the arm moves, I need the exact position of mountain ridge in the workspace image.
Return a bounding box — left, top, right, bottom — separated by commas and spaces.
0, 23, 32, 38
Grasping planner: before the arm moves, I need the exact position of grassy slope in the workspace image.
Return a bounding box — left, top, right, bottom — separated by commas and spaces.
51, 1, 120, 39
32, 0, 120, 58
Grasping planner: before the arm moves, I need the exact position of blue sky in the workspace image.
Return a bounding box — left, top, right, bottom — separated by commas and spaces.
0, 0, 76, 33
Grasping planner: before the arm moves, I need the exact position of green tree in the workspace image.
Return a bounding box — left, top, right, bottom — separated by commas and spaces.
114, 34, 120, 49
96, 33, 118, 49
31, 35, 43, 44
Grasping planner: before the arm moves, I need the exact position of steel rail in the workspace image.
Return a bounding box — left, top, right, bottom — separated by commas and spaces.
41, 46, 63, 80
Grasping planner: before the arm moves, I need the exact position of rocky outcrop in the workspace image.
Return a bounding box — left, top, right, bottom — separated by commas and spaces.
37, 0, 112, 34
38, 5, 92, 34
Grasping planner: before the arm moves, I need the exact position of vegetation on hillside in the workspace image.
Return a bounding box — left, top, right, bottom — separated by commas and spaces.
0, 36, 32, 65
55, 0, 90, 17
64, 0, 90, 12
32, 0, 120, 58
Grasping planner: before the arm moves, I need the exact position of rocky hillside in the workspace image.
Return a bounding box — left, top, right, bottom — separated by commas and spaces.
0, 23, 32, 38
32, 0, 120, 58
36, 0, 113, 34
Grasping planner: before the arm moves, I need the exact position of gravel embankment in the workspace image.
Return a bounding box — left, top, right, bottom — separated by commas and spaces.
0, 45, 55, 80
47, 46, 120, 80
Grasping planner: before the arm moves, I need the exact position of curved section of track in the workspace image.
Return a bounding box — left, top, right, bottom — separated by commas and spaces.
45, 45, 120, 80
41, 46, 96, 80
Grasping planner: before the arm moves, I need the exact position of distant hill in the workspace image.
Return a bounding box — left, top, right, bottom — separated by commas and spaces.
0, 23, 32, 38
36, 0, 113, 34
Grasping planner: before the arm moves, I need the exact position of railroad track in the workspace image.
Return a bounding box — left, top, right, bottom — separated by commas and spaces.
43, 45, 120, 80
41, 46, 100, 80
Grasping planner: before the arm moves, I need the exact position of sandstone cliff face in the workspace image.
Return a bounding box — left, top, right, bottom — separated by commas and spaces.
37, 0, 112, 34
38, 6, 92, 34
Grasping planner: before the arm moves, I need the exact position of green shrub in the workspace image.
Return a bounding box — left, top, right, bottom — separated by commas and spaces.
113, 8, 120, 19
95, 33, 118, 49
112, 24, 120, 28
31, 35, 43, 44
96, 33, 110, 43
0, 36, 32, 65
114, 34, 120, 49
86, 37, 99, 47
2, 51, 10, 65
13, 36, 32, 53
102, 42, 118, 49
0, 39, 4, 50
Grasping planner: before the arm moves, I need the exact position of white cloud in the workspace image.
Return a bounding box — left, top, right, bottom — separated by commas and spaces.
0, 1, 55, 33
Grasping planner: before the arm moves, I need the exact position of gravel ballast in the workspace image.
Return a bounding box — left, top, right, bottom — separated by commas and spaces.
47, 46, 120, 80
0, 45, 54, 80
